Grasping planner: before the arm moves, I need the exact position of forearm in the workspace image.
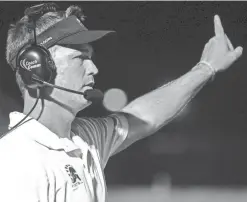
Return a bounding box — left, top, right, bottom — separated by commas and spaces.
122, 64, 214, 131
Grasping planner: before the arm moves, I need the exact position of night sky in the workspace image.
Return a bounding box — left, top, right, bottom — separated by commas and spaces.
0, 1, 247, 186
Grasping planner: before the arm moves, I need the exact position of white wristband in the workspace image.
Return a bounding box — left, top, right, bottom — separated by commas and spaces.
195, 61, 216, 80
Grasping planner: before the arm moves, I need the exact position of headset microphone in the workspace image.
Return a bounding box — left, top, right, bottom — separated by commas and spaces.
31, 75, 104, 103
84, 89, 104, 103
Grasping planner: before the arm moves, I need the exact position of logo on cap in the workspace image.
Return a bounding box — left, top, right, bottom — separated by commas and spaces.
40, 37, 53, 46
20, 58, 41, 71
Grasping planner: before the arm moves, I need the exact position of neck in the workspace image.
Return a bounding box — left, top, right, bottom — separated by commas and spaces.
23, 95, 76, 139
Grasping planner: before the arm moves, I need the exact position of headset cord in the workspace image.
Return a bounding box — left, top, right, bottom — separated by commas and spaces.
0, 88, 41, 139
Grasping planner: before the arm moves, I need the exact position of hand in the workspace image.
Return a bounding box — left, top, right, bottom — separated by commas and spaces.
200, 15, 243, 73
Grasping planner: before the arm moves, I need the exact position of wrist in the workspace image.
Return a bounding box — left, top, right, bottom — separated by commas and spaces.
192, 61, 216, 81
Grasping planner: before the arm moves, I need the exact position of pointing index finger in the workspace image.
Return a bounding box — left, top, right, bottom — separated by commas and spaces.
214, 15, 224, 37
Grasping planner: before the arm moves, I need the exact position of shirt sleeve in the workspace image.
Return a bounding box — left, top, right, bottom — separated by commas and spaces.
71, 113, 129, 168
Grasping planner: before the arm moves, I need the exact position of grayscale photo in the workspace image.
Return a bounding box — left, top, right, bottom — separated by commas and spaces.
0, 1, 246, 202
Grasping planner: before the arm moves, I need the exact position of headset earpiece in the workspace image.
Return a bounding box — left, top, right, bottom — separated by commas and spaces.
16, 43, 55, 89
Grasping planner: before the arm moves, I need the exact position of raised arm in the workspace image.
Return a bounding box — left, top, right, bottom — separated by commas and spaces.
115, 15, 243, 153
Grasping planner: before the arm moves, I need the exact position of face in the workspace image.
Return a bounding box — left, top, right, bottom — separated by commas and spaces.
49, 44, 98, 113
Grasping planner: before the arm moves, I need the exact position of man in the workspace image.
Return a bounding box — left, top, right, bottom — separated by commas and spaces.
0, 3, 243, 202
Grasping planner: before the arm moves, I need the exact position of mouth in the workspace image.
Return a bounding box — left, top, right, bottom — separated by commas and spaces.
86, 82, 95, 88
82, 82, 95, 93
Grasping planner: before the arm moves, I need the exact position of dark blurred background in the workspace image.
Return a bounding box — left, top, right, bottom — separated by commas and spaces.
0, 2, 247, 192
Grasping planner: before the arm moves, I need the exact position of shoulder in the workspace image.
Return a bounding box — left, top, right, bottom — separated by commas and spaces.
72, 114, 128, 133
0, 130, 45, 171
0, 129, 25, 153
72, 116, 107, 131
72, 113, 127, 128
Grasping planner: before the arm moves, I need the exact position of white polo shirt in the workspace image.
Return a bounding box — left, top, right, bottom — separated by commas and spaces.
0, 111, 128, 202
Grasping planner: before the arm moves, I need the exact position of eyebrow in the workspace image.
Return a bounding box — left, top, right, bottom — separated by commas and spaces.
72, 52, 83, 58
72, 45, 94, 59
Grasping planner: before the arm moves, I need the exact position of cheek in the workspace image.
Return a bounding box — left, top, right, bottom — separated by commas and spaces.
64, 61, 87, 87
72, 61, 86, 82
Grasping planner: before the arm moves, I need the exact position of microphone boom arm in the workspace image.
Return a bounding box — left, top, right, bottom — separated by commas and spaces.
31, 75, 104, 103
32, 76, 84, 95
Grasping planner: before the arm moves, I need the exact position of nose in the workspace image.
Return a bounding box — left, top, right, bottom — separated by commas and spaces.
84, 59, 98, 76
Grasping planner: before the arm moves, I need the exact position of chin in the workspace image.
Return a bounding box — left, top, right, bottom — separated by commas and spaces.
79, 99, 92, 110
85, 101, 92, 108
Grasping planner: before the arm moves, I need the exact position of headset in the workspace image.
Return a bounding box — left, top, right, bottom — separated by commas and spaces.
0, 3, 103, 139
16, 3, 58, 90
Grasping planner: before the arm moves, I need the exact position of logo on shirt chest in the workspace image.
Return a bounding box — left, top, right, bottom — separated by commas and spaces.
65, 164, 83, 188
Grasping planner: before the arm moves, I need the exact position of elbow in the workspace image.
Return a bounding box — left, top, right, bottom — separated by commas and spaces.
121, 107, 165, 131
147, 118, 166, 133
121, 107, 158, 133
144, 112, 178, 132
135, 114, 162, 134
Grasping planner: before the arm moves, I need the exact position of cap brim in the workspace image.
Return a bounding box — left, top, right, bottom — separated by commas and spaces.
57, 30, 115, 45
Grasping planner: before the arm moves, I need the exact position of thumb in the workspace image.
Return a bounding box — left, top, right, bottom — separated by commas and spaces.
227, 46, 243, 63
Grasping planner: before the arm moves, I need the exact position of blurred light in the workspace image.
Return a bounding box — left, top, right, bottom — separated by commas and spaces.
103, 88, 128, 112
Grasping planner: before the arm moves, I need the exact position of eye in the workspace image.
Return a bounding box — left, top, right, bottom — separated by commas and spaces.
74, 55, 91, 61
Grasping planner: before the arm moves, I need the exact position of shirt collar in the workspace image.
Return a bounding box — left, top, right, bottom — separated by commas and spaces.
9, 111, 80, 153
